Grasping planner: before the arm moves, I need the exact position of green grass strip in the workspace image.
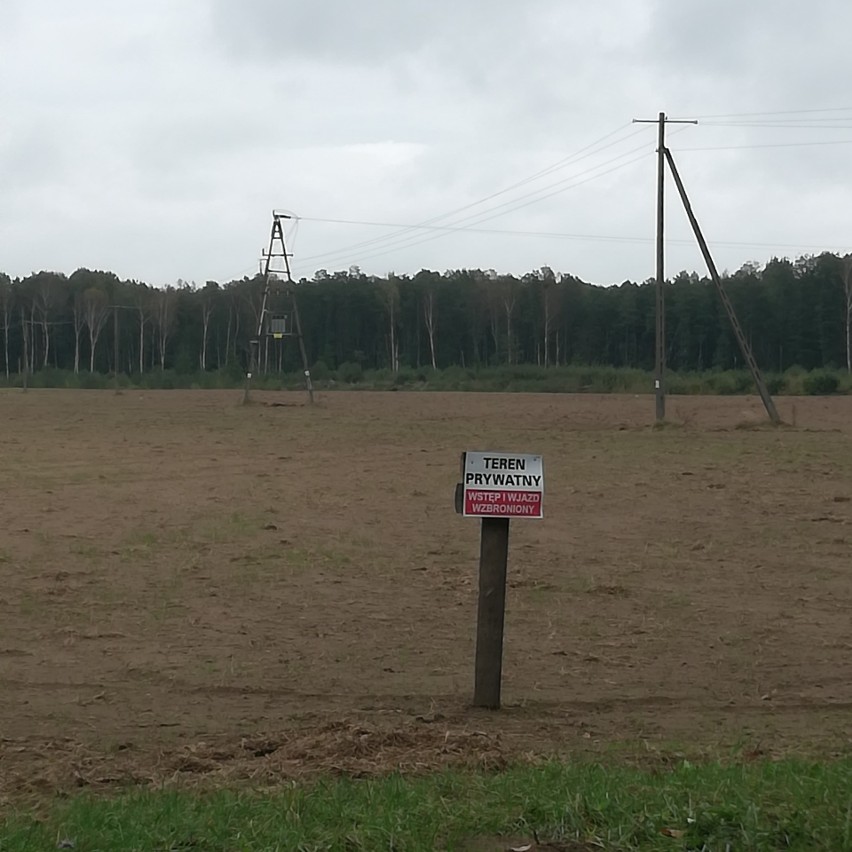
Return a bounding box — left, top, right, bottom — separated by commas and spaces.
2, 760, 851, 851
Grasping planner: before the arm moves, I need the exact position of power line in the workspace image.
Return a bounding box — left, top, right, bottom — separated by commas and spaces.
294, 123, 654, 268
299, 217, 655, 243
280, 109, 852, 276
699, 121, 852, 130
296, 155, 643, 272
298, 125, 702, 273
294, 137, 662, 273
675, 139, 852, 151
692, 107, 852, 119
288, 216, 852, 253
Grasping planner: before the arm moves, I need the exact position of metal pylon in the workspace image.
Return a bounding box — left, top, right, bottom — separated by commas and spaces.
243, 212, 314, 405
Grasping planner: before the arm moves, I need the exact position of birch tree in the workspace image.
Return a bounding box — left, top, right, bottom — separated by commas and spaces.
540, 267, 561, 367
71, 289, 85, 374
199, 282, 218, 371
423, 288, 437, 370
415, 270, 440, 370
499, 275, 518, 365
151, 287, 177, 370
83, 288, 110, 372
35, 275, 62, 368
381, 276, 400, 372
20, 306, 29, 390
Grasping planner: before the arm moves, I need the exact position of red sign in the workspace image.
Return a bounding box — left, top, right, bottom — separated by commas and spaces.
464, 489, 542, 518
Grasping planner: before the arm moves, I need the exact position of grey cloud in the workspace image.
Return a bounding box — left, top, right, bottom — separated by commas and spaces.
646, 0, 767, 75
0, 0, 22, 35
2, 0, 852, 286
208, 0, 549, 63
643, 0, 852, 106
0, 121, 71, 193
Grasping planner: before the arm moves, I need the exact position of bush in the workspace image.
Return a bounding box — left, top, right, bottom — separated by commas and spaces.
393, 367, 417, 386
310, 360, 331, 381
764, 374, 786, 395
803, 370, 840, 395
79, 371, 108, 390
223, 361, 245, 382
336, 361, 363, 384
1, 363, 844, 396
32, 367, 65, 388
439, 365, 475, 384
360, 368, 391, 387
198, 370, 222, 390
709, 370, 752, 395
141, 369, 180, 390
667, 372, 709, 395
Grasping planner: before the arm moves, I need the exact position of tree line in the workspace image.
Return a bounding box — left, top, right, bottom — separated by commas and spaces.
1, 253, 851, 381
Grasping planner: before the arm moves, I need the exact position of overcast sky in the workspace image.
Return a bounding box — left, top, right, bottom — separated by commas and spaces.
3, 0, 852, 288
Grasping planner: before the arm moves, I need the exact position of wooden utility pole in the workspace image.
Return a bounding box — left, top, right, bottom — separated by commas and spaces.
654, 113, 665, 421
663, 148, 781, 425
633, 113, 697, 422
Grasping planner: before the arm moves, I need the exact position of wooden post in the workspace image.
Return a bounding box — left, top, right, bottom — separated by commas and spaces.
473, 517, 510, 709
632, 113, 697, 422
655, 111, 666, 423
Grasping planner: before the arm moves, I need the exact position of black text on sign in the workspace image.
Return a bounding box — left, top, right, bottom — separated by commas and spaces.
462, 452, 544, 519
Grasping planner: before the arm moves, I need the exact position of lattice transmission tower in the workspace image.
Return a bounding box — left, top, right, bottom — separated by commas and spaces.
243, 211, 314, 405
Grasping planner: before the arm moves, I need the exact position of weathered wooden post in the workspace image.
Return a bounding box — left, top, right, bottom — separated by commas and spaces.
456, 451, 544, 709
474, 516, 510, 709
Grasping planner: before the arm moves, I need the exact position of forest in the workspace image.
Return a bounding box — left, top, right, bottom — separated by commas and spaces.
1, 253, 851, 387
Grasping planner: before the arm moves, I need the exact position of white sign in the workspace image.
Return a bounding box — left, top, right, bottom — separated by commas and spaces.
462, 452, 544, 519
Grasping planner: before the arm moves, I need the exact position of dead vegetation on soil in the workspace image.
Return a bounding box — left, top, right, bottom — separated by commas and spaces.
0, 721, 508, 802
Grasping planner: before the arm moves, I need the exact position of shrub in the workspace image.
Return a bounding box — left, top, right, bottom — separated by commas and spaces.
393, 367, 416, 386
336, 361, 363, 384
79, 371, 107, 390
710, 370, 752, 395
803, 370, 840, 395
223, 361, 245, 381
361, 368, 392, 387
33, 367, 66, 388
142, 369, 179, 390
439, 365, 475, 384
764, 374, 786, 395
310, 360, 331, 381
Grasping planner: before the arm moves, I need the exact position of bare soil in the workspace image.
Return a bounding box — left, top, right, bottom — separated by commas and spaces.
1, 389, 851, 798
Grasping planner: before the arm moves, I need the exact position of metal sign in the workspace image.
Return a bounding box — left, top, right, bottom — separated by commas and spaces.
462, 451, 544, 519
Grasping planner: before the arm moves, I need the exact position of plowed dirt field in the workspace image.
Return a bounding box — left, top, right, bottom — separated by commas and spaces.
1, 389, 850, 796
